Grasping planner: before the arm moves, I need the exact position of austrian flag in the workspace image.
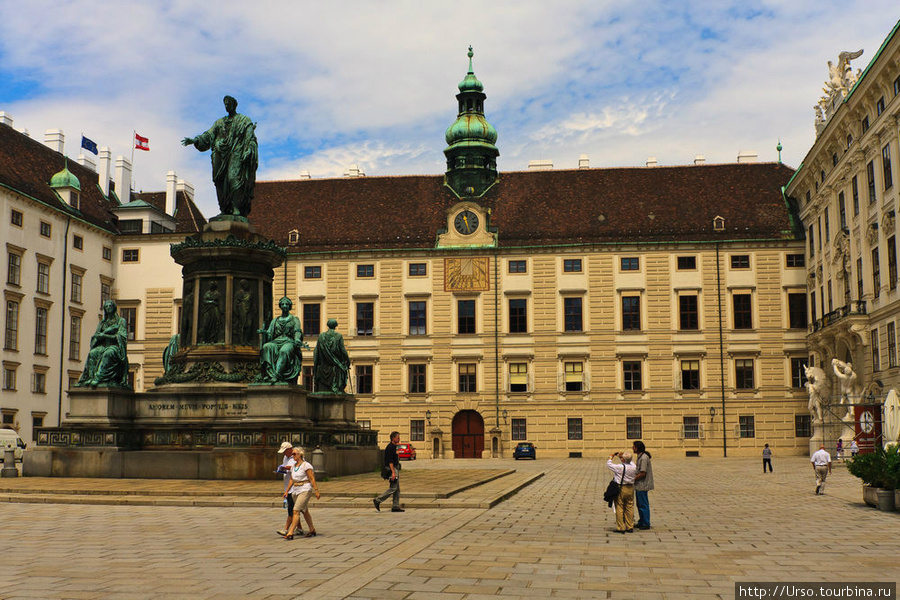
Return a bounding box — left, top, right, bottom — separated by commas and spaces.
134, 133, 149, 151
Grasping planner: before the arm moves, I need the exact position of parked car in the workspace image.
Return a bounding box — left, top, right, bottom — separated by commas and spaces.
0, 429, 26, 462
396, 443, 417, 460
513, 442, 536, 460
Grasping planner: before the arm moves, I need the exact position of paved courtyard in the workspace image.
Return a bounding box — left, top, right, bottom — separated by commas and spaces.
0, 455, 896, 599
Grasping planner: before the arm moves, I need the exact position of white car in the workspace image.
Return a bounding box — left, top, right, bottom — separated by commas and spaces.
0, 429, 26, 462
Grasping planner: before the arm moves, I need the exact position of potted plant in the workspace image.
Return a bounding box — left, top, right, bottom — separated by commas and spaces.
847, 445, 898, 511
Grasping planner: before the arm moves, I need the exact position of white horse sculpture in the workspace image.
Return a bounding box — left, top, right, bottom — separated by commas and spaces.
805, 365, 830, 423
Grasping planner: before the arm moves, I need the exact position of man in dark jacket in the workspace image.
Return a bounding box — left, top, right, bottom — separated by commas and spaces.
374, 431, 404, 512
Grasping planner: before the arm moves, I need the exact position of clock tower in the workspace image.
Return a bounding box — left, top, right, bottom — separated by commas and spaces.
444, 46, 499, 198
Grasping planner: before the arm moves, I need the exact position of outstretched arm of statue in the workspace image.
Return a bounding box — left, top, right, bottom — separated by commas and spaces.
181, 137, 195, 147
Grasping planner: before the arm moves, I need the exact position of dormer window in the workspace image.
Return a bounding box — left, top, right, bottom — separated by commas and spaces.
713, 216, 725, 231
288, 230, 300, 244
69, 192, 80, 210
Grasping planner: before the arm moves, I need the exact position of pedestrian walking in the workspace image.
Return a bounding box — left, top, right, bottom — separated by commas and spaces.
632, 441, 654, 529
850, 439, 859, 457
607, 450, 638, 533
374, 431, 404, 512
276, 441, 296, 537
836, 439, 844, 461
811, 444, 832, 495
762, 444, 773, 473
282, 447, 321, 539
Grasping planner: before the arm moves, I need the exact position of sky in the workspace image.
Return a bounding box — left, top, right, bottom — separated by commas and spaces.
1, 1, 899, 218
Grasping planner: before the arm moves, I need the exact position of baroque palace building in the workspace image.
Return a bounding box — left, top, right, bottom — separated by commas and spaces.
786, 19, 900, 401
3, 49, 814, 458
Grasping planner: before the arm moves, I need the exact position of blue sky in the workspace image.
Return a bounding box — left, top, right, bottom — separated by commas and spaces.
1, 1, 898, 218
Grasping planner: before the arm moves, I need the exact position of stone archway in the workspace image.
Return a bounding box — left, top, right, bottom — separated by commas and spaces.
451, 410, 484, 459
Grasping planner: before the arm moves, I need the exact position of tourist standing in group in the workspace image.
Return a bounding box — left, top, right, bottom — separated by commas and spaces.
811, 444, 832, 495
374, 431, 404, 512
276, 442, 295, 537
283, 447, 321, 539
762, 444, 773, 473
607, 450, 638, 533
632, 441, 654, 530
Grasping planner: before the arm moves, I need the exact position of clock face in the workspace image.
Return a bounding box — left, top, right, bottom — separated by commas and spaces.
454, 209, 479, 235
860, 410, 875, 434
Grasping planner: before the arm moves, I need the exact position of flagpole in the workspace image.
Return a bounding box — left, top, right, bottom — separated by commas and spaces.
131, 130, 135, 167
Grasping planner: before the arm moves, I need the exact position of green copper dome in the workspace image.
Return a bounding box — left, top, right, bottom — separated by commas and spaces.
49, 160, 81, 191
445, 114, 498, 147
457, 46, 484, 93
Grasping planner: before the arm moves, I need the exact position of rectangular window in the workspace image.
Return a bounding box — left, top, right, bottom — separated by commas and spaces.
408, 263, 427, 277
889, 236, 898, 291
872, 328, 881, 371
679, 295, 698, 330
681, 360, 700, 390
69, 315, 82, 359
564, 362, 583, 392
739, 415, 755, 438
34, 306, 48, 354
120, 307, 137, 341
810, 291, 817, 321
10, 209, 23, 227
458, 363, 476, 393
733, 294, 752, 329
809, 225, 815, 257
682, 416, 700, 439
7, 253, 21, 285
408, 363, 426, 394
355, 364, 373, 394
788, 293, 808, 329
4, 301, 19, 350
410, 419, 425, 442
622, 296, 641, 331
889, 323, 897, 368
857, 258, 864, 301
39, 221, 51, 237
563, 259, 582, 272
356, 302, 374, 336
32, 372, 46, 394
2, 367, 15, 391
563, 297, 583, 332
302, 303, 321, 336
356, 264, 374, 278
677, 256, 696, 270
623, 360, 642, 391
37, 262, 50, 294
873, 248, 881, 299
786, 254, 805, 268
73, 234, 83, 250
508, 298, 527, 333
735, 359, 754, 389
620, 257, 639, 271
302, 365, 314, 391
795, 414, 811, 438
511, 418, 527, 441
791, 357, 808, 389
838, 192, 847, 229
876, 96, 885, 115
567, 418, 583, 440
730, 255, 750, 269
824, 210, 830, 241
626, 416, 642, 439
408, 301, 427, 335
895, 75, 900, 96
862, 115, 870, 132
119, 219, 142, 233
852, 176, 860, 215
867, 160, 877, 204
102, 246, 112, 261
884, 144, 893, 190
457, 299, 475, 334
122, 249, 139, 262
508, 260, 527, 274
304, 266, 321, 279
71, 272, 83, 303
509, 363, 528, 392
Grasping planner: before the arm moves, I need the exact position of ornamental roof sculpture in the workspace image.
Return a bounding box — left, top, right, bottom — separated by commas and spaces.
815, 49, 864, 135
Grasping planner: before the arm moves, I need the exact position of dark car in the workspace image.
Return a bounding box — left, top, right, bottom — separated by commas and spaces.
396, 443, 417, 460
513, 442, 536, 460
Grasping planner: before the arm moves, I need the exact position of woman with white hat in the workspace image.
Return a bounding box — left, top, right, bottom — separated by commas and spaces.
283, 446, 321, 539
276, 441, 296, 536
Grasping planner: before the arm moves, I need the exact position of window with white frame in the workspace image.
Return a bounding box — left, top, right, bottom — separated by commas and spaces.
564, 361, 583, 392
509, 362, 528, 392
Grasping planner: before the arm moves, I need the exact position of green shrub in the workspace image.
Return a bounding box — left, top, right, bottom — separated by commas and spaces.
847, 444, 900, 489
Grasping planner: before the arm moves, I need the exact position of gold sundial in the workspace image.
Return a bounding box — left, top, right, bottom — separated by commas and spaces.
444, 257, 490, 292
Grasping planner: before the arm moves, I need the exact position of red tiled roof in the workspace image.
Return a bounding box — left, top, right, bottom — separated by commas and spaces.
132, 191, 207, 233
250, 162, 798, 252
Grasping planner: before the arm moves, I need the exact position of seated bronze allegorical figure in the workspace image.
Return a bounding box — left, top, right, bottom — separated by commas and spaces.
256, 297, 304, 384
75, 300, 131, 389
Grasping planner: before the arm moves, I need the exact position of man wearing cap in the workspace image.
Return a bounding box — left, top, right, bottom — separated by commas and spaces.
811, 444, 832, 495
277, 442, 296, 536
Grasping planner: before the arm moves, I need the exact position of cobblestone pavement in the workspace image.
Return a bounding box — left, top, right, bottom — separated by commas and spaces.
0, 455, 896, 599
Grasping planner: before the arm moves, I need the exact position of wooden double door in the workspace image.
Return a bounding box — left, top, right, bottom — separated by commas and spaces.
452, 410, 484, 459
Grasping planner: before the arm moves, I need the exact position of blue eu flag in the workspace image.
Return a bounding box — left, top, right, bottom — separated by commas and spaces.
81, 135, 98, 155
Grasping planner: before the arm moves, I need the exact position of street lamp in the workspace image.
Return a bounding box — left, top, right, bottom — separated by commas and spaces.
425, 410, 432, 426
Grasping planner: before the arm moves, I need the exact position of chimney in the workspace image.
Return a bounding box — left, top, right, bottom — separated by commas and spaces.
694, 154, 706, 165
176, 179, 194, 200
19, 128, 30, 138
114, 156, 132, 202
299, 170, 311, 179
166, 171, 178, 216
0, 112, 12, 127
527, 159, 553, 171
77, 154, 97, 172
646, 156, 658, 167
44, 129, 65, 153
578, 154, 590, 169
98, 147, 112, 196
737, 150, 758, 163
344, 164, 365, 178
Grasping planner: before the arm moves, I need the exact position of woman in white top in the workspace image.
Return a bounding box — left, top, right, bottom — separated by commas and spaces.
607, 451, 638, 533
282, 447, 321, 539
